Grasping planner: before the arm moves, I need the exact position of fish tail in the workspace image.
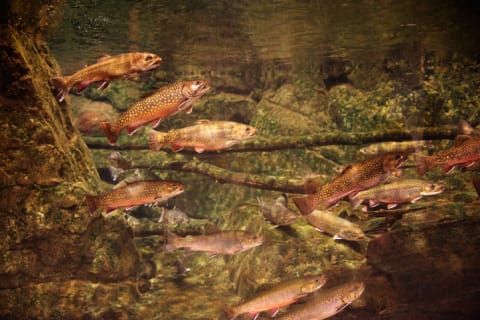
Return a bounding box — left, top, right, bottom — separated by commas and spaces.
85, 194, 98, 214
164, 231, 181, 252
223, 306, 238, 320
292, 196, 314, 215
415, 154, 432, 176
100, 122, 120, 145
149, 130, 167, 151
51, 76, 72, 102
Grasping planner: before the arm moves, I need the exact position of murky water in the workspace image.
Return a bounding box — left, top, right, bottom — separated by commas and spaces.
42, 1, 480, 319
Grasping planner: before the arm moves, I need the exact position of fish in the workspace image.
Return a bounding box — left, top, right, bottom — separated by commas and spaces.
276, 281, 365, 320
108, 152, 133, 182
100, 80, 210, 145
85, 180, 184, 213
52, 52, 162, 102
304, 210, 365, 241
415, 135, 480, 175
158, 207, 190, 224
257, 195, 297, 226
149, 120, 256, 153
350, 178, 445, 211
164, 230, 263, 255
292, 151, 408, 215
224, 274, 327, 320
358, 140, 433, 155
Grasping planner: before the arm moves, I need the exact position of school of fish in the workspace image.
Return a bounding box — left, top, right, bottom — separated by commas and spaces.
52, 51, 480, 319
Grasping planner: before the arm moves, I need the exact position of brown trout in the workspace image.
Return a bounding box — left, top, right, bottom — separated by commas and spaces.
305, 210, 365, 241
415, 135, 480, 175
52, 52, 162, 102
257, 195, 298, 226
224, 274, 327, 320
277, 281, 365, 320
164, 230, 263, 255
292, 151, 407, 215
100, 80, 210, 145
85, 180, 184, 213
149, 120, 256, 153
351, 178, 445, 211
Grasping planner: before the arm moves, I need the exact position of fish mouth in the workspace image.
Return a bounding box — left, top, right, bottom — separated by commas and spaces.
144, 57, 163, 71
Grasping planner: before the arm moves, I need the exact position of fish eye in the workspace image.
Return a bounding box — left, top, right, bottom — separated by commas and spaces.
395, 154, 403, 160
145, 55, 152, 61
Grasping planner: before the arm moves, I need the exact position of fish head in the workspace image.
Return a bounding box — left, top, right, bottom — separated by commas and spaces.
181, 80, 210, 98
382, 151, 408, 172
420, 182, 445, 196
240, 233, 264, 250
341, 281, 366, 304
233, 123, 257, 141
131, 52, 162, 72
156, 181, 185, 198
301, 274, 328, 293
338, 226, 365, 241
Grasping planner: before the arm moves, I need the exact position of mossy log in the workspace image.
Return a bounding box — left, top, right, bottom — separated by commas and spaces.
83, 125, 458, 152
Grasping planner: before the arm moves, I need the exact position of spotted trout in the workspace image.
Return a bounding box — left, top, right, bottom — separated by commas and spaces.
257, 195, 298, 226
415, 135, 480, 175
164, 230, 263, 255
85, 180, 184, 213
305, 210, 365, 241
52, 52, 162, 102
224, 274, 327, 320
277, 281, 365, 320
292, 151, 408, 215
351, 178, 445, 211
100, 80, 210, 145
149, 120, 256, 153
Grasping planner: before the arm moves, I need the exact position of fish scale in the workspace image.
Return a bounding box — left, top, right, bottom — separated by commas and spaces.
292, 151, 407, 215
100, 80, 210, 145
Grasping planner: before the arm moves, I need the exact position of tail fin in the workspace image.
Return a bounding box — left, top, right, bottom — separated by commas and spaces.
292, 196, 314, 215
415, 154, 432, 176
149, 130, 167, 151
100, 122, 119, 145
223, 306, 238, 320
51, 76, 71, 102
164, 231, 181, 252
85, 195, 98, 214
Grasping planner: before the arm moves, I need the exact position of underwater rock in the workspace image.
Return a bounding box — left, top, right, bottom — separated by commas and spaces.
365, 216, 480, 319
0, 7, 144, 318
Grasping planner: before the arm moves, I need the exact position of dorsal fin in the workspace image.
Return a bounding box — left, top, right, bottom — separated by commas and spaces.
453, 134, 472, 147
340, 164, 354, 176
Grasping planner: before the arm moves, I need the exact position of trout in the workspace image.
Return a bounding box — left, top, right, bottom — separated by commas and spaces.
224, 274, 327, 320
52, 52, 162, 102
415, 135, 480, 175
351, 178, 445, 211
149, 120, 256, 153
277, 281, 365, 320
359, 140, 433, 155
292, 151, 407, 215
257, 195, 298, 226
100, 80, 210, 145
85, 180, 184, 213
305, 210, 365, 241
164, 230, 263, 255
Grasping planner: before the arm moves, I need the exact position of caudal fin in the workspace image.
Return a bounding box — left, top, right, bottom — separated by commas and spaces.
415, 154, 432, 176
85, 195, 98, 214
292, 196, 315, 215
149, 130, 167, 151
51, 76, 71, 102
100, 122, 120, 145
